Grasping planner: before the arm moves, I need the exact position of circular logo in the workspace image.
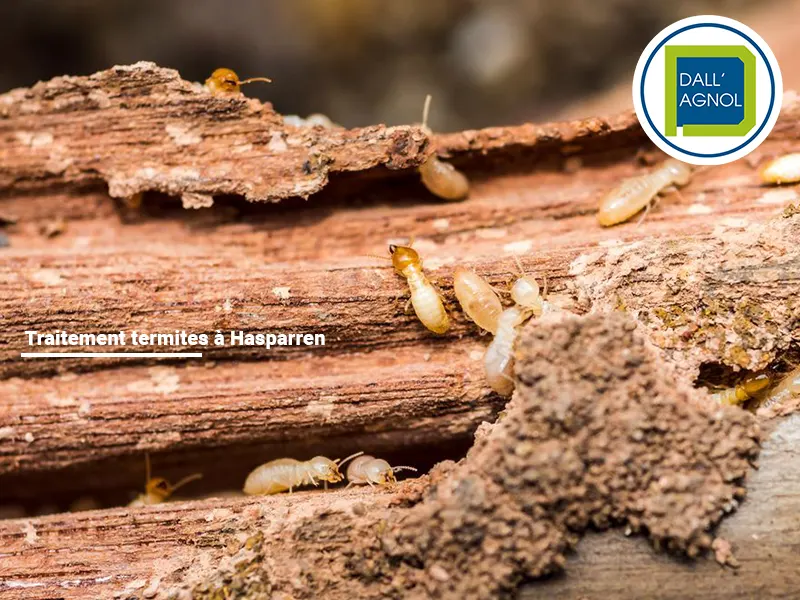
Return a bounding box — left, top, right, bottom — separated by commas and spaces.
633, 15, 782, 165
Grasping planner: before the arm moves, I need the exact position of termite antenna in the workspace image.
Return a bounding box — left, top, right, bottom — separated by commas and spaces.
335, 451, 364, 469
240, 76, 272, 85
512, 255, 525, 277
390, 466, 418, 473
170, 473, 203, 494
422, 94, 433, 132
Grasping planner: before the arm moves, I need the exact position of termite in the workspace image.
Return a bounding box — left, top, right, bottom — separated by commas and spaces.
243, 452, 363, 495
418, 95, 469, 201
453, 267, 503, 334
484, 274, 543, 396
128, 454, 202, 507
345, 455, 417, 488
389, 241, 450, 334
710, 373, 772, 406
204, 68, 272, 96
760, 365, 800, 409
597, 159, 692, 227
759, 153, 800, 185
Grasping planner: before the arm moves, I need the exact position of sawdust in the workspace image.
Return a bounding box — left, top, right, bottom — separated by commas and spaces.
186, 312, 760, 599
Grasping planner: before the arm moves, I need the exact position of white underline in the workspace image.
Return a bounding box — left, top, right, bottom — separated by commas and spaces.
21, 352, 203, 358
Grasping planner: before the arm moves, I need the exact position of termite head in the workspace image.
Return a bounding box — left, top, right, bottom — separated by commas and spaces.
144, 473, 203, 503
366, 459, 397, 485
389, 244, 420, 274
742, 373, 772, 396
664, 159, 692, 186
205, 68, 272, 95
363, 458, 417, 486
206, 68, 241, 94
307, 456, 344, 483
511, 276, 540, 308
145, 477, 173, 502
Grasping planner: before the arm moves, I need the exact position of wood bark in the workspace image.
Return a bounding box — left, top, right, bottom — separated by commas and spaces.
1, 65, 799, 599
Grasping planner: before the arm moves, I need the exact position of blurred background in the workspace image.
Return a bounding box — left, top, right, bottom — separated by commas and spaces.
0, 0, 798, 130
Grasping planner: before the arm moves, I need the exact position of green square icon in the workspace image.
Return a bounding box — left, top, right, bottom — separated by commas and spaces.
664, 45, 756, 137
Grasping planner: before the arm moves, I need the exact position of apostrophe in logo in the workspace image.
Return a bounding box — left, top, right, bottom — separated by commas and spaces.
634, 16, 782, 165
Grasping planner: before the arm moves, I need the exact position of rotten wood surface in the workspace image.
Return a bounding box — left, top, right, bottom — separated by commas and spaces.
1, 65, 799, 599
0, 343, 497, 479
0, 62, 429, 203
0, 321, 795, 600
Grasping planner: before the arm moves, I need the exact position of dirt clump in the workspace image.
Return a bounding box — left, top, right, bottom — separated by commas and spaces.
186, 312, 760, 599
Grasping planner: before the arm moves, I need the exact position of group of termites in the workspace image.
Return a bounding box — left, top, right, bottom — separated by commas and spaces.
122, 69, 800, 509
129, 361, 800, 507
130, 451, 416, 506
387, 240, 560, 397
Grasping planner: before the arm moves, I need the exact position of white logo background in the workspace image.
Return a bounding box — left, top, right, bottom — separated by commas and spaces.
633, 15, 782, 166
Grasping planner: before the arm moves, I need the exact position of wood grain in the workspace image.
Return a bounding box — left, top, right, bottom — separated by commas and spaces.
1, 64, 800, 599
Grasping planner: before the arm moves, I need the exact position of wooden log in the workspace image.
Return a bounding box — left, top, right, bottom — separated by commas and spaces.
0, 62, 430, 203
1, 64, 800, 599
0, 314, 793, 600
0, 343, 498, 478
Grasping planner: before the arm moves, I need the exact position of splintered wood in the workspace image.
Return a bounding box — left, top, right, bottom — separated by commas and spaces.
0, 64, 799, 599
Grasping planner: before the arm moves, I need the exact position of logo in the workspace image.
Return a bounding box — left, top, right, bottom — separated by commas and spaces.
633, 15, 782, 165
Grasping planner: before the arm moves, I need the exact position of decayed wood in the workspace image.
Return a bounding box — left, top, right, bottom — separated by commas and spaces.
0, 62, 430, 203
1, 65, 800, 599
0, 62, 639, 207
0, 315, 793, 600
2, 146, 798, 378
0, 483, 389, 600
0, 343, 498, 478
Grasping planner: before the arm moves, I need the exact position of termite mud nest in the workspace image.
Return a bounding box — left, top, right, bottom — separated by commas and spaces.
177, 312, 759, 600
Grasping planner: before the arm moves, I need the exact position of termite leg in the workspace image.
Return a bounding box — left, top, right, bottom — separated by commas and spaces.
404, 297, 413, 315
635, 199, 654, 228
663, 185, 686, 203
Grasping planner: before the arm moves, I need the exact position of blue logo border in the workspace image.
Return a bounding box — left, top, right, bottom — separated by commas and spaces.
640, 22, 776, 159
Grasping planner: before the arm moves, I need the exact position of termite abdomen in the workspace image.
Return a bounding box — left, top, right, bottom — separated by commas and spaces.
453, 267, 502, 334
760, 153, 800, 185
419, 156, 470, 201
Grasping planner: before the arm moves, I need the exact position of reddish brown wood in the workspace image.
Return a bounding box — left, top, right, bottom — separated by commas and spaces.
1, 64, 799, 600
